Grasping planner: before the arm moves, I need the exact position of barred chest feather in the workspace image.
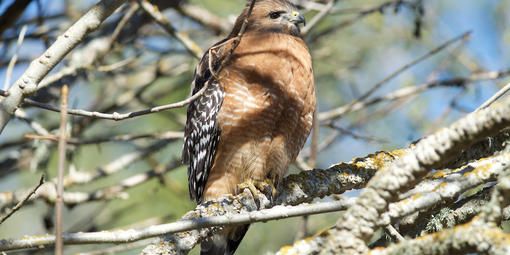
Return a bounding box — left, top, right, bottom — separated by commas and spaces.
202, 33, 316, 200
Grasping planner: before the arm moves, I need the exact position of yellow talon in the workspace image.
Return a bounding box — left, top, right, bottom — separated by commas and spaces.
235, 179, 276, 199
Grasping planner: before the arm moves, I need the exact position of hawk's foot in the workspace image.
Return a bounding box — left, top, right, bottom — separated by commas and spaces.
235, 179, 276, 206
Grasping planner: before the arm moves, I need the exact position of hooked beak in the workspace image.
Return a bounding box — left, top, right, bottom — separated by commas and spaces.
289, 11, 306, 26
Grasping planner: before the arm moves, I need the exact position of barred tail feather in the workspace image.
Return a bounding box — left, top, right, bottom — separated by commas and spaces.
201, 225, 250, 255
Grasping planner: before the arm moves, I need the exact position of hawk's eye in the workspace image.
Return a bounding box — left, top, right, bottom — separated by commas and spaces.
269, 11, 282, 19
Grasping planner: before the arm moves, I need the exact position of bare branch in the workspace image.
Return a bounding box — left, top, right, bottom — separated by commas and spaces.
308, 0, 420, 42
319, 69, 510, 121
0, 0, 126, 133
138, 0, 203, 59
14, 68, 506, 123
319, 31, 472, 121
301, 0, 335, 35
384, 153, 509, 224
383, 225, 405, 243
367, 225, 510, 255
2, 130, 509, 253
0, 0, 32, 36
141, 149, 399, 254
67, 146, 390, 253
22, 93, 210, 120
3, 25, 28, 90
368, 169, 510, 255
177, 3, 231, 34
476, 81, 510, 111
14, 109, 51, 136
0, 199, 354, 251
24, 131, 183, 145
320, 80, 510, 254
0, 174, 44, 225
0, 139, 171, 210
278, 149, 510, 254
55, 85, 69, 255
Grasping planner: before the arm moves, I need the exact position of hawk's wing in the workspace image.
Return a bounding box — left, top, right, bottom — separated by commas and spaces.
182, 40, 228, 203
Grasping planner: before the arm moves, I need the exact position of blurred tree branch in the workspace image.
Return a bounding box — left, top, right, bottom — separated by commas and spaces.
0, 0, 126, 133
0, 0, 33, 36
0, 174, 44, 225
285, 84, 510, 255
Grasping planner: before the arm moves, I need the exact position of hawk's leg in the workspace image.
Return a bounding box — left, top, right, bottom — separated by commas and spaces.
235, 179, 276, 206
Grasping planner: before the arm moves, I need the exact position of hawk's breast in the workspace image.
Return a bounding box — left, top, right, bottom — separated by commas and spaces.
202, 33, 315, 200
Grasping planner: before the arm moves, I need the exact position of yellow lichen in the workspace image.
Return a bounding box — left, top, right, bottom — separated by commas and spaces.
278, 245, 294, 255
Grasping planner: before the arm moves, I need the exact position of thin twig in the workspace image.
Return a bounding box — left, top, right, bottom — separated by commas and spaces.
55, 85, 69, 255
0, 174, 45, 225
0, 200, 353, 251
22, 86, 209, 120
176, 3, 231, 35
0, 164, 177, 210
216, 0, 257, 76
301, 0, 335, 35
15, 109, 51, 136
3, 25, 27, 90
95, 56, 135, 72
0, 0, 126, 134
19, 0, 256, 122
109, 2, 139, 46
384, 224, 405, 242
318, 31, 471, 121
327, 123, 387, 143
76, 239, 153, 255
24, 130, 183, 145
308, 110, 320, 168
476, 81, 510, 111
308, 0, 417, 43
138, 0, 203, 59
7, 68, 507, 123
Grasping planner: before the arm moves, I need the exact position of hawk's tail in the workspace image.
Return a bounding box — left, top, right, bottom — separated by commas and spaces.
201, 225, 250, 255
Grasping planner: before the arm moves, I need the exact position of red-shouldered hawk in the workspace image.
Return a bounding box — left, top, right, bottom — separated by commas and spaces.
182, 0, 315, 254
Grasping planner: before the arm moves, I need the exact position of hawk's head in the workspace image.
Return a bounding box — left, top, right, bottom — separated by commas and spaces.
230, 0, 306, 37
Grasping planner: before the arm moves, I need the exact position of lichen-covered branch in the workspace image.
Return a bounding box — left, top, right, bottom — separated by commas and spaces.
277, 150, 400, 205
367, 163, 510, 255
0, 198, 354, 251
385, 153, 510, 223
366, 224, 510, 255
0, 146, 397, 252
305, 95, 510, 254
407, 186, 510, 236
276, 151, 510, 254
145, 127, 510, 254
141, 149, 401, 254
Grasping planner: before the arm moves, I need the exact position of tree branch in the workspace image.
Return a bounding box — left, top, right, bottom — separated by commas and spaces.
320, 81, 510, 254
367, 167, 510, 255
0, 174, 44, 225
0, 0, 126, 134
138, 0, 203, 59
0, 139, 171, 210
0, 199, 355, 251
